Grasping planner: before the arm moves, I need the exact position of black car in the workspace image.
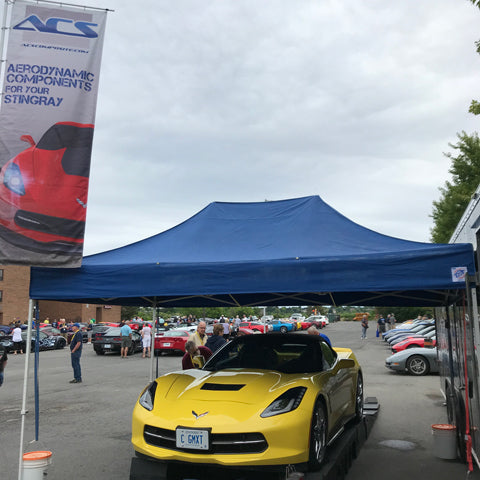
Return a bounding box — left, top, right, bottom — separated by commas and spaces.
0, 330, 67, 352
93, 327, 143, 356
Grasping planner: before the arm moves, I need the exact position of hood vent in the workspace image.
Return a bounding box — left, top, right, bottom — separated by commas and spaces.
201, 383, 245, 391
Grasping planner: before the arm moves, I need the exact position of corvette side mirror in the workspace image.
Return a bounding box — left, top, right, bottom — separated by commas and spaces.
337, 358, 356, 369
20, 135, 36, 147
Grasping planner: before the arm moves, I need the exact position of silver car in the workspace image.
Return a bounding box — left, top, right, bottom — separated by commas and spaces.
385, 347, 439, 376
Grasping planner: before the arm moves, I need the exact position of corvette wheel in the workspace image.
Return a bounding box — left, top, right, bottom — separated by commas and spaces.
354, 375, 364, 422
406, 355, 429, 376
280, 326, 288, 333
309, 400, 327, 470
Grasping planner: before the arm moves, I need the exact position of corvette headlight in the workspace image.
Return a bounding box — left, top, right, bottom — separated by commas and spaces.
261, 387, 306, 418
139, 381, 157, 411
3, 163, 25, 195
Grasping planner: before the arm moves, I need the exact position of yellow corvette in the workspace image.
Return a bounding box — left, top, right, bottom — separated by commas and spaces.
132, 333, 363, 472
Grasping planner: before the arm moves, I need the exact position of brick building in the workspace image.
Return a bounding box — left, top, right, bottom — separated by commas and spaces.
0, 265, 121, 325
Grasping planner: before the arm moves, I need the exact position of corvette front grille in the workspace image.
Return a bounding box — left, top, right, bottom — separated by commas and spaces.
144, 425, 267, 454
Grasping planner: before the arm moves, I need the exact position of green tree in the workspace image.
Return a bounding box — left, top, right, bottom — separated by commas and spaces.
376, 307, 433, 323
469, 0, 480, 113
121, 306, 138, 321
430, 132, 480, 243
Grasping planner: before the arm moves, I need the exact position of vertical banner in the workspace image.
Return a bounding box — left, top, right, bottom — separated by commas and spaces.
0, 0, 107, 267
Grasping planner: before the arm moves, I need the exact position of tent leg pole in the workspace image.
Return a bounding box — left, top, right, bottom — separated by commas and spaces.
150, 304, 157, 382
18, 299, 34, 480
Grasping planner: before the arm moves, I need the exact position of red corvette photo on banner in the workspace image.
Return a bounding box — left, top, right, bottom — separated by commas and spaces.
0, 1, 108, 267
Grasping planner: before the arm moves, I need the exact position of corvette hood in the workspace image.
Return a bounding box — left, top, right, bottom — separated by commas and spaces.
160, 369, 294, 405
149, 369, 311, 428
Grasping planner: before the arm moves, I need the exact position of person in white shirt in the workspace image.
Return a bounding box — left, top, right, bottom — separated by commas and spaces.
12, 324, 23, 355
141, 324, 152, 358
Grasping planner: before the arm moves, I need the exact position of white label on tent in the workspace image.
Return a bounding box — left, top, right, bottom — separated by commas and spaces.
451, 267, 467, 283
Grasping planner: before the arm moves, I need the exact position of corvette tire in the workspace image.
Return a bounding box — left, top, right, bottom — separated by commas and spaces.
309, 399, 327, 470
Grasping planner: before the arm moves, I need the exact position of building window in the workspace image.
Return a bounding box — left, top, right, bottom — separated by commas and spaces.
0, 291, 3, 302
0, 269, 3, 281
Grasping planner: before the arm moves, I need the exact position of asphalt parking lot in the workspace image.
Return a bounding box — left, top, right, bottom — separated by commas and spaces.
0, 321, 478, 480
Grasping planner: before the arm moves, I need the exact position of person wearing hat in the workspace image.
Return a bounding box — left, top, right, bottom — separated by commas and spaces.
69, 323, 83, 384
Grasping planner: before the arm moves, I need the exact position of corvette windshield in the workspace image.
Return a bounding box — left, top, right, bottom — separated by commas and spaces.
204, 334, 329, 374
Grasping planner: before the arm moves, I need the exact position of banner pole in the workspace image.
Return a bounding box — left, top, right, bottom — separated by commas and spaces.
18, 298, 34, 480
27, 0, 114, 12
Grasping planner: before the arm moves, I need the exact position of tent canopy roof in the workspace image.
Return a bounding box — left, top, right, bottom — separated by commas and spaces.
30, 196, 475, 307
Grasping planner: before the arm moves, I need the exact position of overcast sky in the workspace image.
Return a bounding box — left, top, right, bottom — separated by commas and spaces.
63, 0, 479, 255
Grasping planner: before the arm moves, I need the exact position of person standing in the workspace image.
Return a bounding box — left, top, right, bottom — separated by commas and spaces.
69, 323, 83, 384
205, 323, 227, 353
141, 323, 152, 358
60, 322, 68, 340
377, 315, 386, 338
361, 315, 369, 339
86, 322, 93, 344
12, 323, 23, 355
222, 320, 230, 340
389, 314, 396, 330
120, 320, 133, 358
188, 321, 207, 347
0, 350, 7, 386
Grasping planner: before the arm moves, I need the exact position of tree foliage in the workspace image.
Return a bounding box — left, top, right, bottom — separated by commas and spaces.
430, 132, 480, 243
375, 306, 433, 322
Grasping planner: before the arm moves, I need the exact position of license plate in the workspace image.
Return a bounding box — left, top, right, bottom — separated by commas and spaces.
176, 427, 209, 450
163, 342, 171, 347
104, 344, 111, 349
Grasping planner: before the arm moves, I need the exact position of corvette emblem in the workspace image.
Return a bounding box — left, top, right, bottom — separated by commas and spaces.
192, 410, 209, 419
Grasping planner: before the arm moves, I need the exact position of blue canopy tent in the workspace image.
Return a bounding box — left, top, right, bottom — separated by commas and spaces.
29, 196, 475, 307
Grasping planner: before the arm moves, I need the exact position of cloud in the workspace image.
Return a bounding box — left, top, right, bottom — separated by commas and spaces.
80, 0, 479, 254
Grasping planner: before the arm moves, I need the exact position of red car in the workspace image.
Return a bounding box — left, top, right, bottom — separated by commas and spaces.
239, 321, 271, 333
154, 329, 190, 355
392, 336, 437, 353
0, 122, 94, 255
297, 320, 314, 330
237, 327, 256, 336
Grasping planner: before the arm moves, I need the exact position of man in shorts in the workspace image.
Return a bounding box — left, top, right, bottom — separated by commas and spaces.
120, 320, 132, 358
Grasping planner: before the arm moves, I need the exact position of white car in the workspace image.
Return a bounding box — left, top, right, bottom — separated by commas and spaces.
289, 313, 305, 322
306, 315, 329, 326
175, 324, 197, 334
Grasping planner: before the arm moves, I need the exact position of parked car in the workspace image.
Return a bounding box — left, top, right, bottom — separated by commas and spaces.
92, 327, 143, 356
0, 330, 66, 352
289, 313, 305, 322
239, 321, 272, 334
386, 325, 436, 345
383, 321, 434, 343
0, 122, 94, 255
296, 320, 314, 330
154, 329, 190, 355
385, 347, 439, 376
270, 319, 295, 333
391, 334, 437, 353
306, 315, 328, 328
132, 333, 363, 471
176, 324, 197, 334
0, 325, 12, 335
155, 325, 172, 337
237, 327, 256, 336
